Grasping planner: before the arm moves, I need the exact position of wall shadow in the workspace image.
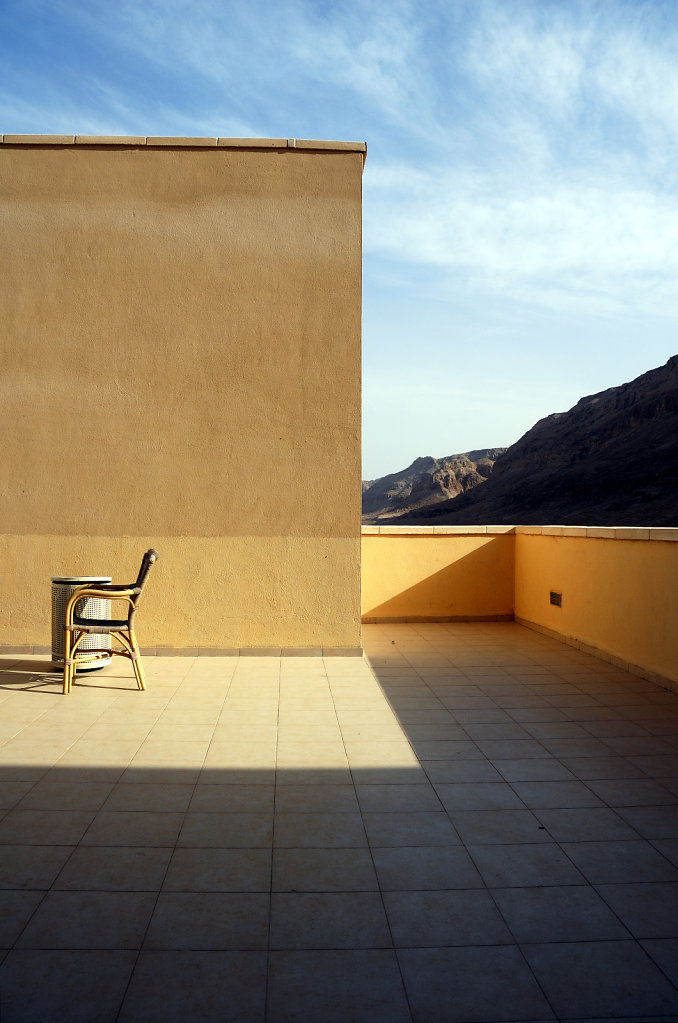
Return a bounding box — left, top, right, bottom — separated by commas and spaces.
362, 537, 514, 621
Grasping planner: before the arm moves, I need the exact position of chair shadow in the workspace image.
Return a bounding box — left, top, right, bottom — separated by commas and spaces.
0, 657, 58, 674
0, 657, 140, 692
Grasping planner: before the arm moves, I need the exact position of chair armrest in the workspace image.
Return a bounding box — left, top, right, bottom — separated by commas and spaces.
94, 583, 142, 593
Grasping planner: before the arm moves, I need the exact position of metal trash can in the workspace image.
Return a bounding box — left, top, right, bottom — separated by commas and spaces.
51, 576, 113, 672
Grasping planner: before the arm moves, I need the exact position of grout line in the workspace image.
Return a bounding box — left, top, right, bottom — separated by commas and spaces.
112, 658, 232, 1021
264, 654, 282, 1020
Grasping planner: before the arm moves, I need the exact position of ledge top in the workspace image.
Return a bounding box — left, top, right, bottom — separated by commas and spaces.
0, 134, 367, 155
361, 525, 678, 541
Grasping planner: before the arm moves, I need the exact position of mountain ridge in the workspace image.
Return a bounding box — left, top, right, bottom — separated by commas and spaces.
362, 449, 506, 522
367, 356, 678, 526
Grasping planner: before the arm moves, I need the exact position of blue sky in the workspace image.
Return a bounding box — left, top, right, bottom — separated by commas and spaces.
2, 0, 677, 479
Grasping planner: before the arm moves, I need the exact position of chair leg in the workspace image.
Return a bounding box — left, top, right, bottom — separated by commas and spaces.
63, 628, 72, 695
129, 630, 146, 691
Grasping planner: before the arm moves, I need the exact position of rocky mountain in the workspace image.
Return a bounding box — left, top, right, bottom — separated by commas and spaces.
377, 356, 678, 526
362, 449, 506, 522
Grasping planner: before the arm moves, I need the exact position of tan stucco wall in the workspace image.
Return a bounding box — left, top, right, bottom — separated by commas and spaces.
1, 140, 363, 650
514, 532, 678, 685
361, 530, 515, 621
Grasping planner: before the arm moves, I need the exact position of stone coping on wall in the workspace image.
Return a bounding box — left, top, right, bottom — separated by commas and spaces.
362, 524, 678, 540
0, 135, 367, 154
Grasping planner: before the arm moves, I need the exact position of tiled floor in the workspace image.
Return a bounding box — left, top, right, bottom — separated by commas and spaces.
1, 622, 678, 1022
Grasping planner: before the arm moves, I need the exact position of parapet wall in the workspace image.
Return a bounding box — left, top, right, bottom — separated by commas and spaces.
361, 526, 515, 622
362, 526, 678, 689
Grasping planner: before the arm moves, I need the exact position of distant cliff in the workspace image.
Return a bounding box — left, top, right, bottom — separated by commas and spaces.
376, 356, 678, 526
362, 449, 506, 522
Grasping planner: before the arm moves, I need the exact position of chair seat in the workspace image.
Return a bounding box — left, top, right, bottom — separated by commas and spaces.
73, 616, 129, 632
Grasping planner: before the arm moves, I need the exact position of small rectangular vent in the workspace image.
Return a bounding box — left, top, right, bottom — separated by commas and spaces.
550, 591, 562, 607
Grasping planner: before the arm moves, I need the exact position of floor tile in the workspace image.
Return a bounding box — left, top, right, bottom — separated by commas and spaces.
421, 759, 504, 783
506, 707, 568, 723
596, 881, 678, 938
0, 769, 47, 781
602, 735, 677, 756
276, 742, 348, 768
493, 758, 577, 784
54, 847, 171, 891
274, 785, 358, 813
0, 782, 38, 810
468, 843, 584, 887
521, 720, 589, 739
119, 950, 267, 1022
189, 784, 274, 811
651, 837, 678, 867
477, 738, 551, 760
461, 722, 533, 740
0, 845, 74, 889
561, 839, 678, 883
398, 945, 555, 1023
270, 891, 390, 949
363, 811, 460, 847
372, 846, 483, 890
355, 783, 442, 812
614, 804, 678, 838
447, 707, 512, 723
581, 718, 651, 737
17, 891, 156, 948
535, 807, 637, 841
273, 812, 366, 848
509, 780, 603, 808
0, 949, 136, 1023
450, 809, 552, 844
0, 891, 44, 946
523, 939, 678, 1019
404, 723, 467, 741
582, 777, 677, 806
103, 782, 195, 812
435, 782, 525, 812
16, 780, 114, 811
559, 755, 645, 779
120, 766, 202, 785
267, 949, 411, 1023
82, 810, 183, 847
490, 884, 629, 942
144, 892, 269, 949
629, 754, 678, 777
163, 848, 271, 892
272, 848, 378, 892
0, 809, 94, 845
538, 737, 615, 758
641, 937, 678, 988
384, 888, 512, 947
178, 812, 273, 848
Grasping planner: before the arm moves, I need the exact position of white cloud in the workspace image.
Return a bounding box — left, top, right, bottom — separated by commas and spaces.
366, 164, 678, 314
362, 2, 678, 316
464, 3, 589, 118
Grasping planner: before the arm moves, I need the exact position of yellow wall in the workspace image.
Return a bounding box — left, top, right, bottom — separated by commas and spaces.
0, 138, 363, 651
361, 527, 677, 687
361, 530, 515, 621
514, 531, 678, 685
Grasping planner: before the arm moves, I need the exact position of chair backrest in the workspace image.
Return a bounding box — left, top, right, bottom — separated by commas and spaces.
133, 548, 159, 605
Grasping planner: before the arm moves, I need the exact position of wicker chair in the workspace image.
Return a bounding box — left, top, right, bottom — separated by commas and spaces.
62, 549, 159, 695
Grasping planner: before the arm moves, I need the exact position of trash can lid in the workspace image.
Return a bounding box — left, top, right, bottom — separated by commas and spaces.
51, 576, 113, 584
